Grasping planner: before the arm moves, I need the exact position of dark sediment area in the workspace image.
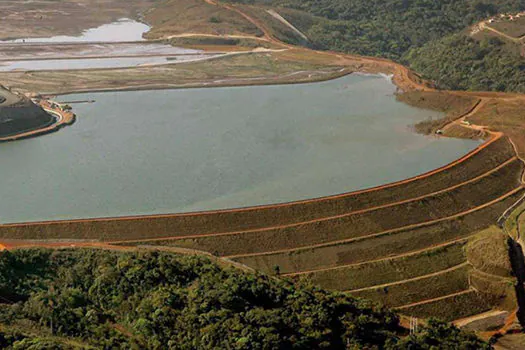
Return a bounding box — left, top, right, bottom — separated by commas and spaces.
0, 89, 54, 138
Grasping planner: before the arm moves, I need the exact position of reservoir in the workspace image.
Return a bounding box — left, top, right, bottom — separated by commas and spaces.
0, 74, 481, 223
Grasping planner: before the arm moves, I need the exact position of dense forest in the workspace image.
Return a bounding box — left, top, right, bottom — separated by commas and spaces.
0, 249, 490, 349
228, 0, 525, 92
406, 35, 525, 92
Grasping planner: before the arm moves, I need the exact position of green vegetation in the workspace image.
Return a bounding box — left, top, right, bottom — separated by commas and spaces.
406, 35, 525, 92
0, 249, 491, 349
227, 0, 525, 92
396, 319, 493, 349
229, 0, 522, 56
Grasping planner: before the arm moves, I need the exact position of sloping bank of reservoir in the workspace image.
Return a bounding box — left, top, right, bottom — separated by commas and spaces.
0, 74, 480, 223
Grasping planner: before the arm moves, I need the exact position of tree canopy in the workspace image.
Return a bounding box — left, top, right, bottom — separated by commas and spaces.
228, 0, 525, 92
0, 249, 490, 349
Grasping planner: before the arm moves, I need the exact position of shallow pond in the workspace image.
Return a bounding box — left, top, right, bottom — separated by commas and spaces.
1, 19, 150, 43
0, 74, 481, 223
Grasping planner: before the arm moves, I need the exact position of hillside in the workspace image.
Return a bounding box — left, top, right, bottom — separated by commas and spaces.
0, 248, 491, 349
223, 0, 525, 92
406, 24, 525, 92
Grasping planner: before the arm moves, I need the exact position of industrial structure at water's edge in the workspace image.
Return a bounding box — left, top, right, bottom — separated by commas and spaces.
0, 86, 75, 142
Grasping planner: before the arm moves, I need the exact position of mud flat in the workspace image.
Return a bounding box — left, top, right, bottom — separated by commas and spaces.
0, 19, 226, 71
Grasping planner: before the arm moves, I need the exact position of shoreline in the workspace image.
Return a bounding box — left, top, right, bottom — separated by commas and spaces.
0, 131, 499, 227
0, 35, 521, 227
45, 67, 353, 97
0, 47, 510, 226
0, 99, 75, 142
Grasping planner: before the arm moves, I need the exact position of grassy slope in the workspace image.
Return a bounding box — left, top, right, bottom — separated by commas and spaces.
488, 16, 525, 38
400, 291, 500, 322
467, 98, 525, 159
396, 92, 480, 134
467, 228, 514, 278
297, 242, 467, 291
350, 265, 471, 308
148, 158, 524, 256
144, 0, 263, 39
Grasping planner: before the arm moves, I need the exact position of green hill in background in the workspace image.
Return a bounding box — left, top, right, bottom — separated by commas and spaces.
227, 0, 525, 92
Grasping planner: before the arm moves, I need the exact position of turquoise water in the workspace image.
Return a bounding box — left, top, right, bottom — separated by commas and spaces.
0, 74, 480, 223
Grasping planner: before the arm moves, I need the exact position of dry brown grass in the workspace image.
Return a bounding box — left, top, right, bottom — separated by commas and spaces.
470, 270, 516, 311
137, 159, 524, 256
144, 0, 262, 39
467, 98, 525, 157
350, 265, 470, 308
399, 290, 499, 322
466, 227, 513, 278
443, 124, 486, 139
294, 242, 467, 291
397, 91, 480, 135
494, 333, 525, 350
488, 17, 525, 39
231, 191, 525, 274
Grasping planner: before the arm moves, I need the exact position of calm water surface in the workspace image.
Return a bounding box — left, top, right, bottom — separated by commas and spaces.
0, 75, 481, 223
2, 19, 150, 43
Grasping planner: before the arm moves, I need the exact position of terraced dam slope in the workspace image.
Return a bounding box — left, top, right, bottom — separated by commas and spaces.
1, 134, 523, 321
